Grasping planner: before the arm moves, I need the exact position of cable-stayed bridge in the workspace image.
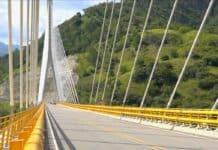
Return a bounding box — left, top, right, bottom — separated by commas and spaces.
1, 0, 218, 149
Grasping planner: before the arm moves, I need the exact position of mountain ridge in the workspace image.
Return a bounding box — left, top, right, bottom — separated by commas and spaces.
0, 41, 19, 57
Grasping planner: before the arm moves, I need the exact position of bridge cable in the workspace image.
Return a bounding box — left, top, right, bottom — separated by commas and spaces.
101, 0, 124, 103
20, 0, 24, 110
212, 98, 218, 110
62, 45, 79, 103
61, 32, 78, 104
31, 0, 36, 105
65, 65, 77, 104
29, 0, 35, 106
110, 0, 137, 105
122, 0, 154, 106
32, 0, 40, 105
62, 44, 79, 103
89, 0, 108, 104
68, 70, 80, 104
140, 0, 178, 108
51, 32, 66, 103
65, 71, 77, 104
94, 0, 116, 103
51, 28, 68, 102
67, 64, 79, 104
25, 0, 30, 108
63, 58, 77, 103
167, 0, 214, 108
51, 27, 78, 103
29, 0, 39, 106
7, 0, 14, 108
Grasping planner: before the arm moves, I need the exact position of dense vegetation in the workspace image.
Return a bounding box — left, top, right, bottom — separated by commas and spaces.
59, 0, 218, 108
0, 102, 21, 117
0, 0, 218, 109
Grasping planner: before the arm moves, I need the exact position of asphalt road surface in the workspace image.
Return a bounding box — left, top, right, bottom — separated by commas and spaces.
45, 104, 218, 150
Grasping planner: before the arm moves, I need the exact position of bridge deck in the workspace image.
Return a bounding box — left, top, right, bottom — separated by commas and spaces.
46, 104, 218, 150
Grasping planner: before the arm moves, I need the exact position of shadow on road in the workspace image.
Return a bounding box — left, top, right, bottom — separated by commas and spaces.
47, 107, 77, 150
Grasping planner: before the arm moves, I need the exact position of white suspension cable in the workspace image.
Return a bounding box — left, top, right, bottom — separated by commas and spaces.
20, 0, 24, 110
70, 75, 79, 103
57, 26, 79, 103
51, 27, 79, 103
8, 0, 14, 107
63, 65, 76, 103
123, 0, 154, 106
38, 0, 50, 104
70, 76, 79, 103
63, 50, 79, 103
67, 69, 79, 103
64, 59, 79, 104
51, 28, 65, 101
66, 88, 75, 103
89, 0, 108, 104
95, 0, 115, 103
110, 0, 137, 105
67, 76, 77, 103
62, 66, 76, 103
101, 0, 124, 102
38, 0, 54, 104
167, 0, 214, 108
25, 0, 30, 109
212, 97, 218, 110
32, 0, 37, 105
33, 0, 40, 105
66, 67, 78, 103
51, 39, 63, 101
140, 0, 178, 108
29, 0, 35, 105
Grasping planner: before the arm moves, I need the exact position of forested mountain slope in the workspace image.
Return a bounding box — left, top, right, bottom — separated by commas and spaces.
58, 0, 218, 108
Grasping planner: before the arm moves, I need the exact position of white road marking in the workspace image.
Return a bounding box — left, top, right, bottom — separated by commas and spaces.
46, 109, 59, 150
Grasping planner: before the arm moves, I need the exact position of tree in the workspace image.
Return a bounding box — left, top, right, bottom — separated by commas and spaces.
153, 63, 177, 86
204, 56, 218, 67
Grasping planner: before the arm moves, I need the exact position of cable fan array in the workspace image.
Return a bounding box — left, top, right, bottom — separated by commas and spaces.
89, 0, 216, 109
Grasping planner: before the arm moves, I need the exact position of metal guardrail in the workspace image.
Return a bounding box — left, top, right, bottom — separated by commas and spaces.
0, 104, 44, 150
60, 103, 218, 128
23, 109, 44, 150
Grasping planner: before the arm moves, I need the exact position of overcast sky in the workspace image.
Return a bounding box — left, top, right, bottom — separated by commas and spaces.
0, 0, 107, 45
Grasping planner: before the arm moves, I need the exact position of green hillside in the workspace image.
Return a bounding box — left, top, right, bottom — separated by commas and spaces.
58, 0, 218, 108
0, 0, 218, 109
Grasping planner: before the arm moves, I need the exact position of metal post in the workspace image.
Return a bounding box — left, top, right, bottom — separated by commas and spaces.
25, 0, 30, 109
20, 0, 24, 110
8, 0, 14, 108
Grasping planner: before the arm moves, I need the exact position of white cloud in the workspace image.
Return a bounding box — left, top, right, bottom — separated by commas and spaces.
0, 0, 28, 44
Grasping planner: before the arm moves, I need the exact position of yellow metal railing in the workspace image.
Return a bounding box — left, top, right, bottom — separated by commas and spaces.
60, 103, 218, 128
0, 104, 44, 150
23, 109, 44, 150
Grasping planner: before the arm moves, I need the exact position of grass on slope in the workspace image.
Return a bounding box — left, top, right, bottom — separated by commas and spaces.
76, 28, 218, 108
